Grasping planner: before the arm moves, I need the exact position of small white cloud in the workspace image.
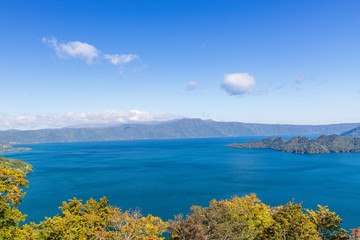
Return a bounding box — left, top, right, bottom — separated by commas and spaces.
0, 110, 176, 130
43, 37, 142, 76
221, 73, 256, 95
43, 37, 100, 65
296, 74, 305, 84
187, 81, 197, 90
104, 54, 139, 65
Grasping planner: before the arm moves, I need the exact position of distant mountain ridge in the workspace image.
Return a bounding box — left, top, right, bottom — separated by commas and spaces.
341, 126, 360, 137
0, 118, 359, 144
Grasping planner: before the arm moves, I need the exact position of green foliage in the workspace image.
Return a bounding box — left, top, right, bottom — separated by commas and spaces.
108, 207, 167, 240
263, 201, 320, 239
0, 144, 31, 153
0, 155, 33, 175
228, 135, 360, 154
0, 166, 28, 238
34, 197, 110, 239
27, 198, 167, 239
307, 205, 348, 240
168, 194, 272, 240
168, 196, 353, 240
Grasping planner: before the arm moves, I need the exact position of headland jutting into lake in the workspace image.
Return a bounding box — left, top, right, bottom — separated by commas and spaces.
228, 134, 360, 154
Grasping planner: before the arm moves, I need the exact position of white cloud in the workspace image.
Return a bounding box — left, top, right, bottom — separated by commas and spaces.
0, 110, 176, 130
221, 73, 256, 95
42, 37, 140, 75
187, 81, 197, 90
104, 54, 139, 65
42, 37, 100, 64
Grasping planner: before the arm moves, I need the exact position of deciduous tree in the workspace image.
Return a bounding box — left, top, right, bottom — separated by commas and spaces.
306, 205, 348, 240
168, 194, 273, 240
263, 201, 320, 240
0, 165, 28, 238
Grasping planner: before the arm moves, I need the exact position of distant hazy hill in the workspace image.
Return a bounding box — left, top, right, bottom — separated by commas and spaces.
341, 126, 360, 137
0, 118, 359, 144
228, 134, 360, 154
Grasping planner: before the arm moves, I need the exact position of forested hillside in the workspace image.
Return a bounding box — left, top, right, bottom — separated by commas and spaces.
228, 134, 360, 154
0, 155, 33, 175
0, 119, 358, 144
341, 126, 360, 137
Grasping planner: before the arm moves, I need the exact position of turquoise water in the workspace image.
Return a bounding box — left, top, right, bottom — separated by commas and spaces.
3, 137, 360, 229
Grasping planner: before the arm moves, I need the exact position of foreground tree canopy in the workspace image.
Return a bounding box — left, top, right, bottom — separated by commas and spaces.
1, 165, 359, 239
0, 155, 33, 176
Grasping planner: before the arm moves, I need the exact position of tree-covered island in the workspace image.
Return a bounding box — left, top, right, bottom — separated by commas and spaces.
0, 144, 31, 153
227, 134, 360, 154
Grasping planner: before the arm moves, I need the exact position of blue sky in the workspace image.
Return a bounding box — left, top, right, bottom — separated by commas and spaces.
1, 0, 360, 129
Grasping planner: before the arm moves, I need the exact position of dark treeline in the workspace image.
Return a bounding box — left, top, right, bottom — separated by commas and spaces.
1, 165, 360, 240
228, 135, 360, 154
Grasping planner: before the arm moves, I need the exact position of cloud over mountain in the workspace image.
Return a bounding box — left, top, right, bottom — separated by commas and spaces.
0, 110, 175, 130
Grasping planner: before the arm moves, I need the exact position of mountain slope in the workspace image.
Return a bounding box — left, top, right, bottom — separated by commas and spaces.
0, 119, 359, 144
341, 126, 360, 137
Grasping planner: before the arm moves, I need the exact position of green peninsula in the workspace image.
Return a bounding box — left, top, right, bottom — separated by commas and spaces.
228, 134, 360, 154
0, 155, 33, 175
0, 144, 31, 152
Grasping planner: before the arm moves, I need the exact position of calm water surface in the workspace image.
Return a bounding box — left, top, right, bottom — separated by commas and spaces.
4, 137, 360, 229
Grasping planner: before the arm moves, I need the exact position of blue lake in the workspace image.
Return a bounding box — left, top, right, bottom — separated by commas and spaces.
3, 137, 360, 229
